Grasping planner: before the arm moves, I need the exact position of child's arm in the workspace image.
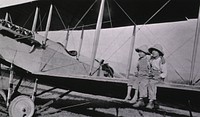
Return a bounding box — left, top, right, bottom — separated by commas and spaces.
160, 61, 167, 79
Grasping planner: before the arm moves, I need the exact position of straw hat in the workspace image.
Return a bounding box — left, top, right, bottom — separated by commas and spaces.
135, 45, 150, 55
148, 44, 164, 56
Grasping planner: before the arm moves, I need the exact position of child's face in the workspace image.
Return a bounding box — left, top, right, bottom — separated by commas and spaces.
138, 51, 146, 58
151, 50, 160, 58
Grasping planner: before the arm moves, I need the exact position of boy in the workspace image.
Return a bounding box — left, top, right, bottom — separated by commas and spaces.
125, 45, 150, 104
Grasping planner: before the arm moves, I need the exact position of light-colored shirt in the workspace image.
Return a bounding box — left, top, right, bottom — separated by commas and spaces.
150, 57, 167, 78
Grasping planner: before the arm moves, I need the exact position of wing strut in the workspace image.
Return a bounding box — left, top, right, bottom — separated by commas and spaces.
190, 5, 200, 85
32, 7, 39, 32
89, 0, 106, 75
31, 78, 38, 102
29, 7, 39, 53
44, 4, 53, 45
36, 90, 72, 114
125, 25, 136, 79
6, 64, 14, 107
77, 25, 84, 60
5, 12, 9, 21
64, 26, 70, 49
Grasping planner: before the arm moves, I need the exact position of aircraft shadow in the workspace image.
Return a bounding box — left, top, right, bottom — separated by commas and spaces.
34, 93, 192, 117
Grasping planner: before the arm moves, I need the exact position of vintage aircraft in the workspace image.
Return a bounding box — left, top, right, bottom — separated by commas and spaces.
0, 0, 200, 117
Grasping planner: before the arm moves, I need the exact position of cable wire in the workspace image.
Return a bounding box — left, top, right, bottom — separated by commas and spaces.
54, 6, 67, 30
106, 0, 113, 27
23, 10, 34, 27
112, 0, 136, 25
72, 0, 98, 30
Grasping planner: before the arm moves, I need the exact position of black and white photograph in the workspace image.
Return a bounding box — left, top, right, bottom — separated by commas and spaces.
0, 0, 200, 116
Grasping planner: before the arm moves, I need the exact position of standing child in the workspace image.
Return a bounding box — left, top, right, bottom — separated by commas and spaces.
124, 45, 150, 104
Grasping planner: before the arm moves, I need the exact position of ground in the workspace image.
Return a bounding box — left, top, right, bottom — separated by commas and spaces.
0, 78, 200, 117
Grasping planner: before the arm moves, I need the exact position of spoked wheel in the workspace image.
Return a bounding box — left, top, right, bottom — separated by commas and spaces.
9, 95, 35, 117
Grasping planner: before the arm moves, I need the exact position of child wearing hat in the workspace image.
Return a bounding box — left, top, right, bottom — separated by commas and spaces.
133, 44, 167, 109
124, 45, 150, 104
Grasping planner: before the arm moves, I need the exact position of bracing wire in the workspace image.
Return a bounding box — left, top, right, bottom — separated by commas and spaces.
37, 10, 41, 31
20, 79, 34, 94
112, 0, 136, 25
143, 24, 190, 82
55, 5, 77, 49
54, 6, 67, 30
104, 0, 171, 60
190, 6, 200, 84
194, 78, 200, 85
23, 10, 34, 27
143, 0, 171, 25
99, 29, 125, 59
193, 68, 200, 85
136, 0, 171, 32
8, 14, 13, 23
54, 0, 98, 50
72, 0, 98, 30
104, 0, 176, 79
71, 20, 111, 30
12, 50, 18, 63
38, 9, 42, 31
145, 24, 193, 76
174, 68, 186, 82
98, 0, 136, 60
37, 10, 47, 31
40, 48, 58, 71
144, 24, 193, 82
106, 36, 132, 61
106, 0, 113, 28
138, 25, 187, 82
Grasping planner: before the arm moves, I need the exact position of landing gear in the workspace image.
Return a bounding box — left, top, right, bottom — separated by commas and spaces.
0, 89, 6, 102
8, 78, 38, 117
5, 63, 37, 117
8, 95, 35, 117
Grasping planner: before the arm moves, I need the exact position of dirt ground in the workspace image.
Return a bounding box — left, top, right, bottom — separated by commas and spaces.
0, 78, 200, 117
0, 91, 174, 117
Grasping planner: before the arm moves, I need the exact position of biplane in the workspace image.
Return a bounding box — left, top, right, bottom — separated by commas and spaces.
0, 0, 200, 117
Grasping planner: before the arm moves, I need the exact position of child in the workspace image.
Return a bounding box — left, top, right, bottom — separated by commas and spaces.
124, 45, 150, 104
133, 44, 167, 109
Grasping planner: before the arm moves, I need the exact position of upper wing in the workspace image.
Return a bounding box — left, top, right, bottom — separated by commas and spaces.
0, 0, 199, 31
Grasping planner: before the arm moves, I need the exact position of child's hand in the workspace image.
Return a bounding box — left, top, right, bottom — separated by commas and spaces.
153, 76, 164, 82
157, 78, 164, 82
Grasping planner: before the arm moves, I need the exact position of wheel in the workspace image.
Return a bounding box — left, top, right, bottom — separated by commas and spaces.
9, 95, 35, 117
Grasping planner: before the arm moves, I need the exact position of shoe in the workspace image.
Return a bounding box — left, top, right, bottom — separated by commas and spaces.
146, 100, 159, 109
146, 101, 154, 109
132, 99, 145, 107
129, 97, 137, 104
124, 96, 131, 101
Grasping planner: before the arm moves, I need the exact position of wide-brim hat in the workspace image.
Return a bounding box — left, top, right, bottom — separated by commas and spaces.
135, 45, 150, 55
148, 44, 164, 56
